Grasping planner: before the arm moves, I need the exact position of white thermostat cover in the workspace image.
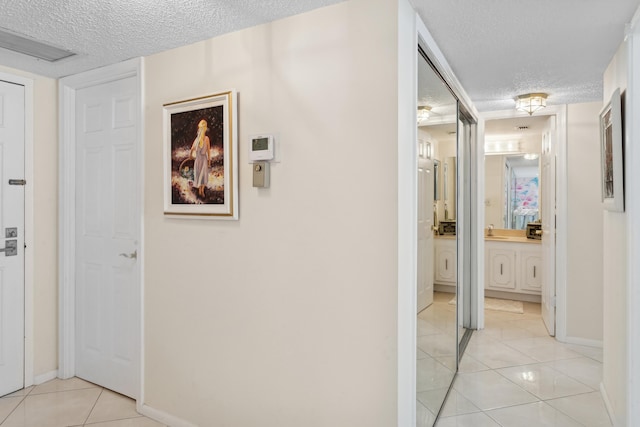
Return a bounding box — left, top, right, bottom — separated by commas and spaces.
248, 134, 274, 161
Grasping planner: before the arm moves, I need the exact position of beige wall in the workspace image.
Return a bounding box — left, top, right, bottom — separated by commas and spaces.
142, 1, 399, 425
0, 65, 59, 378
565, 102, 604, 343
602, 41, 628, 426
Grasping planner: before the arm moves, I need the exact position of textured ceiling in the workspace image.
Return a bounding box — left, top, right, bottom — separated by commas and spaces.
1, 0, 638, 112
0, 0, 344, 78
412, 0, 640, 111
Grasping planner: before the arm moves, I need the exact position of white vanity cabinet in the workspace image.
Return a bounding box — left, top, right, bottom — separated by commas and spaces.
519, 250, 542, 292
486, 247, 516, 290
485, 241, 542, 295
434, 238, 456, 286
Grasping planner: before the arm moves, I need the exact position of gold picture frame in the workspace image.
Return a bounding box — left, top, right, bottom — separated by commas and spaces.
163, 90, 238, 219
600, 88, 624, 212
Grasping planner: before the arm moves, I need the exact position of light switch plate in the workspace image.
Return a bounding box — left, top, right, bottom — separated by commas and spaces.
252, 162, 270, 188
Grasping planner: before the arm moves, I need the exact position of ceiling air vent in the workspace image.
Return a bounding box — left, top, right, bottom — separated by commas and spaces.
0, 27, 75, 62
514, 126, 529, 131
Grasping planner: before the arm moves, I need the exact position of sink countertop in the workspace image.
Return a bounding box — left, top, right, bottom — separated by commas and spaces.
485, 235, 541, 244
434, 228, 541, 244
434, 234, 456, 240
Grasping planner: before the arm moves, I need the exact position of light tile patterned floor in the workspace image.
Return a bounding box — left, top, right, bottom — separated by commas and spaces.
428, 295, 611, 427
1, 295, 610, 427
0, 378, 164, 427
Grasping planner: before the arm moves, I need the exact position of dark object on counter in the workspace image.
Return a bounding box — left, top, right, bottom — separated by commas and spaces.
526, 222, 542, 240
439, 220, 456, 235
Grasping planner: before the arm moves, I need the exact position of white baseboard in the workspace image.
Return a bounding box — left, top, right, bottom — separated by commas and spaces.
600, 382, 617, 426
561, 336, 604, 348
434, 284, 455, 293
138, 403, 198, 427
484, 289, 541, 303
33, 370, 58, 385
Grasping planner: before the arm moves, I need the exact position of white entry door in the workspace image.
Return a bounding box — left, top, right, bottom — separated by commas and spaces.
75, 75, 140, 398
417, 140, 434, 312
0, 80, 25, 397
541, 117, 556, 336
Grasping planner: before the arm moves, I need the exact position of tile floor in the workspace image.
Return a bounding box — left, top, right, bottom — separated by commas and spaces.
0, 293, 610, 427
0, 378, 164, 427
419, 292, 612, 427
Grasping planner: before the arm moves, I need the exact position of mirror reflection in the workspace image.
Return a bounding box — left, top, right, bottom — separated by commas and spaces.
416, 50, 458, 426
485, 155, 540, 229
484, 116, 546, 231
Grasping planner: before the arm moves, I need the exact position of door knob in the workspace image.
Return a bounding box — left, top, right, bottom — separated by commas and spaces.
0, 239, 17, 256
119, 250, 137, 260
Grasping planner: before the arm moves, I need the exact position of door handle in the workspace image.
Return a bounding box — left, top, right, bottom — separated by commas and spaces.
119, 250, 137, 260
533, 266, 536, 278
0, 240, 17, 256
500, 263, 503, 275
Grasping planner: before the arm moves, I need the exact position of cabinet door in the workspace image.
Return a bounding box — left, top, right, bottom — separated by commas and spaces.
435, 243, 456, 284
520, 251, 542, 293
487, 248, 516, 290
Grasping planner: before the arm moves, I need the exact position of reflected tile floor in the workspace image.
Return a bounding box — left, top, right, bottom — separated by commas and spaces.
0, 378, 165, 427
417, 292, 458, 423
435, 299, 612, 427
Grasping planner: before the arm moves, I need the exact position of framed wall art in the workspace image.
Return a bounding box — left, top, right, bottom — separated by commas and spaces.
599, 87, 624, 212
163, 90, 238, 219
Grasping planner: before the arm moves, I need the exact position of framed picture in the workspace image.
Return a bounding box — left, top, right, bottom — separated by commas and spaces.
163, 90, 238, 219
599, 87, 624, 212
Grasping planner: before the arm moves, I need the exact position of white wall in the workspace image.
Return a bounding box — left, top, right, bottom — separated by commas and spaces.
142, 1, 399, 425
0, 65, 58, 379
565, 102, 604, 344
602, 41, 628, 426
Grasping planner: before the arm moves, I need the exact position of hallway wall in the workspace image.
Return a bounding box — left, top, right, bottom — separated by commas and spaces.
142, 1, 399, 425
566, 102, 604, 343
602, 40, 628, 426
0, 65, 58, 380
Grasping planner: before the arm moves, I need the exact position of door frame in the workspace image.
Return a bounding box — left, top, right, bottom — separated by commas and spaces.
477, 105, 568, 340
58, 58, 144, 400
0, 71, 35, 389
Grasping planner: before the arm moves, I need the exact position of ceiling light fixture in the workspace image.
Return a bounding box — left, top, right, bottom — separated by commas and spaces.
417, 105, 432, 123
515, 93, 548, 116
484, 139, 521, 155
523, 153, 539, 160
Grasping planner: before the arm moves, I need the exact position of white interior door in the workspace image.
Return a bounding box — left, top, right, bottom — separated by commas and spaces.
417, 140, 434, 312
541, 117, 556, 336
75, 75, 140, 398
0, 80, 25, 397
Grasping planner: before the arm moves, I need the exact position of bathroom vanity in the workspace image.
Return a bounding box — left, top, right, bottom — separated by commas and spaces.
434, 236, 456, 287
485, 232, 542, 301
433, 231, 542, 302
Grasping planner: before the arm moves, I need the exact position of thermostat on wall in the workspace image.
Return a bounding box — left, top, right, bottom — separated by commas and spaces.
249, 135, 275, 161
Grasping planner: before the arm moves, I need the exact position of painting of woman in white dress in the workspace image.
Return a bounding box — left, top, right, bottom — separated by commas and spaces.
163, 90, 238, 219
168, 105, 224, 205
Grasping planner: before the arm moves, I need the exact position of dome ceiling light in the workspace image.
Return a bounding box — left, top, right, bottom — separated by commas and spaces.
515, 93, 548, 115
417, 105, 432, 123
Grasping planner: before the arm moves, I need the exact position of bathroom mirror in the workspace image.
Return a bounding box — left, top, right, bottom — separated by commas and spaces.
484, 116, 545, 230
443, 156, 456, 220
434, 159, 441, 201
